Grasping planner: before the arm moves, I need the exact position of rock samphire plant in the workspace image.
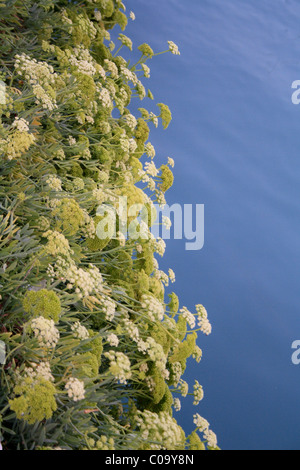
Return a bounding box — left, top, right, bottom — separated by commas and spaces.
0, 0, 218, 450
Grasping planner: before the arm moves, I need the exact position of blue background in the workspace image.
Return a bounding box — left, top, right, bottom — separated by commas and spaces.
118, 0, 300, 450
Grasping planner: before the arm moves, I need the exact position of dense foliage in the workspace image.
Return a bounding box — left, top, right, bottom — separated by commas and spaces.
0, 0, 218, 450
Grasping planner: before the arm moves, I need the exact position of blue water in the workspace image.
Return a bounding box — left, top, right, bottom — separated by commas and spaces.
124, 0, 300, 450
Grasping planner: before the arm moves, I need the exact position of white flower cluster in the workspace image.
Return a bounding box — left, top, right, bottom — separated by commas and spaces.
153, 258, 159, 270
118, 34, 133, 51
98, 295, 116, 321
45, 175, 62, 191
162, 216, 172, 231
167, 157, 175, 168
193, 414, 210, 432
48, 258, 104, 299
69, 50, 97, 76
71, 321, 90, 340
155, 238, 166, 257
178, 379, 188, 397
104, 351, 132, 384
155, 190, 166, 208
145, 142, 155, 159
120, 66, 138, 86
180, 307, 196, 329
136, 411, 185, 450
173, 398, 181, 412
168, 41, 180, 55
141, 294, 165, 322
141, 64, 150, 78
107, 333, 119, 347
30, 316, 60, 349
192, 345, 202, 363
155, 269, 169, 287
123, 318, 140, 343
12, 117, 30, 133
193, 380, 204, 405
24, 361, 54, 382
193, 414, 218, 448
120, 135, 130, 153
196, 304, 212, 336
66, 264, 104, 298
171, 362, 182, 387
144, 160, 158, 177
130, 11, 136, 21
115, 87, 128, 114
168, 268, 175, 283
104, 59, 119, 79
150, 112, 159, 128
129, 138, 138, 153
204, 429, 218, 449
125, 113, 137, 131
144, 337, 168, 377
43, 231, 73, 258
98, 87, 113, 108
14, 53, 58, 110
65, 377, 85, 401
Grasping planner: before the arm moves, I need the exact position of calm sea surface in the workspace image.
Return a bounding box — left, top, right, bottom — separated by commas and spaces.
123, 0, 300, 450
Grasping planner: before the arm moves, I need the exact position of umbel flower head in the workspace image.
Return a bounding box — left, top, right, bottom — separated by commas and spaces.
29, 316, 60, 349
23, 289, 61, 323
65, 377, 85, 402
9, 377, 57, 425
168, 41, 180, 55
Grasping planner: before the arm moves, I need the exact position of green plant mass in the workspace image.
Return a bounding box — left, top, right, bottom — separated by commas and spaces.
0, 0, 218, 450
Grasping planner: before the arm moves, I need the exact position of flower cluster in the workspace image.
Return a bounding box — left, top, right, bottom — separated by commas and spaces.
14, 53, 58, 110
43, 231, 73, 258
196, 304, 212, 335
65, 377, 85, 401
49, 259, 104, 299
119, 34, 133, 51
193, 380, 204, 405
98, 295, 116, 321
155, 238, 166, 257
104, 351, 132, 384
193, 414, 218, 449
12, 117, 30, 132
23, 362, 54, 383
180, 307, 196, 329
141, 294, 165, 322
71, 322, 90, 340
173, 398, 181, 412
168, 41, 180, 55
135, 411, 185, 450
30, 316, 60, 349
107, 333, 119, 347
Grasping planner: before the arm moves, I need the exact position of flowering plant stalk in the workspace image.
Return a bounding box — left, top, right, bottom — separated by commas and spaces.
0, 0, 218, 451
